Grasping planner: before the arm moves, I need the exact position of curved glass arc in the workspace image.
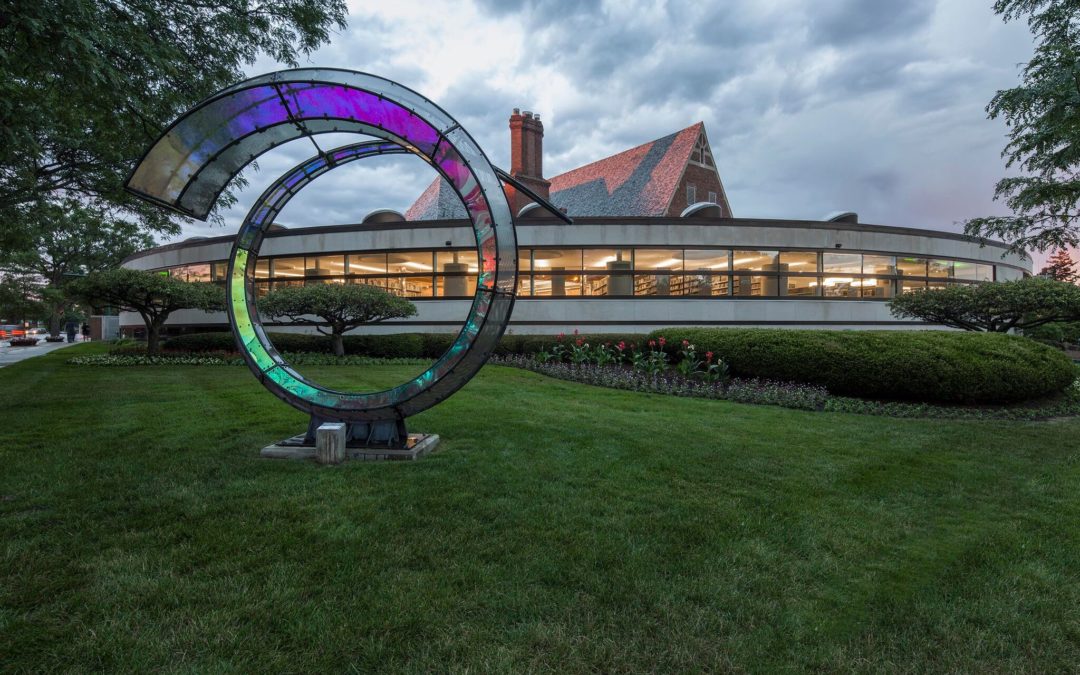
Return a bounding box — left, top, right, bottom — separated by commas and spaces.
127, 70, 518, 422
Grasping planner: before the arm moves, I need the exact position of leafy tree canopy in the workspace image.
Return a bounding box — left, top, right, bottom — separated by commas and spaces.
888, 276, 1080, 332
1, 199, 156, 335
258, 283, 418, 356
965, 0, 1080, 253
0, 0, 347, 249
72, 268, 224, 353
0, 275, 45, 324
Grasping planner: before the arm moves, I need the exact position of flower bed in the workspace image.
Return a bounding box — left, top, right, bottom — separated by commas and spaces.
494, 332, 1080, 420
495, 355, 829, 411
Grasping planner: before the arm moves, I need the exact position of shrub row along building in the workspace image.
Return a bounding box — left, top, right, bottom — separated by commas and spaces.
120, 110, 1029, 336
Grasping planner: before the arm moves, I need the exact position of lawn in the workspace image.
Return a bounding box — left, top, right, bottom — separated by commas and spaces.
2, 342, 1079, 672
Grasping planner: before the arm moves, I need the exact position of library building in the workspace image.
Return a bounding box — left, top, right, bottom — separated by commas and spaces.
120, 109, 1030, 335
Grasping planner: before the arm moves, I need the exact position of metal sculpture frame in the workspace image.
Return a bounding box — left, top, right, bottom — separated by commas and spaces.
125, 69, 520, 448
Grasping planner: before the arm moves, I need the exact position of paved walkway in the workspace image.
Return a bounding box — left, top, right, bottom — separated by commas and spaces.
0, 339, 84, 368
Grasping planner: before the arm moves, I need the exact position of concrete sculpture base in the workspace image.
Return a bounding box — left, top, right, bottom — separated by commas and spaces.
261, 432, 440, 463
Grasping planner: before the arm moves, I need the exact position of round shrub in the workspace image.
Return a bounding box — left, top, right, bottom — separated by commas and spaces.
646, 328, 1076, 404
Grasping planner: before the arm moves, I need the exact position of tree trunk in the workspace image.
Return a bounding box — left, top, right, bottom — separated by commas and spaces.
48, 309, 64, 338
147, 323, 162, 355
332, 332, 345, 357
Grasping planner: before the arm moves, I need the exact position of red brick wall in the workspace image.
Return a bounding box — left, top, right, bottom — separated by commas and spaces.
666, 164, 728, 217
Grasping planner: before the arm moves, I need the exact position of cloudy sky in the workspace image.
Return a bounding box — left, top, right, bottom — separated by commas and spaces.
175, 0, 1043, 261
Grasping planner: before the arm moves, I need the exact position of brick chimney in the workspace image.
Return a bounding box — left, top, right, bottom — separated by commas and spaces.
506, 108, 551, 215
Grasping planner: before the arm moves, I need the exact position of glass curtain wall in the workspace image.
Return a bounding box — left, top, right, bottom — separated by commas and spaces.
170, 247, 1024, 300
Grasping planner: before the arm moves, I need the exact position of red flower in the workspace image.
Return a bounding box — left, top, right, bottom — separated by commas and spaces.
682, 339, 690, 348
706, 351, 714, 363
658, 337, 667, 347
648, 339, 656, 348
575, 338, 584, 347
556, 332, 565, 341
616, 341, 626, 351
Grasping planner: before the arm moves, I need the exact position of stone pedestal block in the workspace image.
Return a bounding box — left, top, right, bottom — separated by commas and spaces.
315, 423, 346, 465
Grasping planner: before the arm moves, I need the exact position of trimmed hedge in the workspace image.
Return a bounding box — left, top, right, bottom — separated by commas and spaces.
647, 328, 1076, 404
163, 331, 647, 359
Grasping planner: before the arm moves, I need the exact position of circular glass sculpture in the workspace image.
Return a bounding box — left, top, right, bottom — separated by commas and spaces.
125, 69, 518, 423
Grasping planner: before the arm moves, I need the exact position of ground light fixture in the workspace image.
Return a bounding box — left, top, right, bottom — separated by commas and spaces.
125, 69, 567, 456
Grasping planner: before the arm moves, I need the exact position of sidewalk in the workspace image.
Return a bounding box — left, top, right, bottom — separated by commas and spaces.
0, 338, 84, 368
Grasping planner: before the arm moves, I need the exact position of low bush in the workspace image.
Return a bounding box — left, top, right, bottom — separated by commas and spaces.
646, 328, 1076, 404
164, 331, 424, 357
164, 331, 648, 359
70, 353, 430, 367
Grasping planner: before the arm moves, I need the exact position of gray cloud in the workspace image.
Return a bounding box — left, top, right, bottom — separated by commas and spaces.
168, 0, 1037, 264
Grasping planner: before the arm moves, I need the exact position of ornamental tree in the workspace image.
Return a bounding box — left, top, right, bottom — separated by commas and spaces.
72, 268, 224, 354
888, 276, 1080, 332
1038, 248, 1079, 282
258, 283, 417, 357
964, 0, 1080, 253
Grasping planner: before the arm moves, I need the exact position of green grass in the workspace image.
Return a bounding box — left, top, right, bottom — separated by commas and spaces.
2, 343, 1079, 672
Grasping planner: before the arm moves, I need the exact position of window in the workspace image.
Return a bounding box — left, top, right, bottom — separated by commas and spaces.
779, 251, 817, 272
171, 264, 211, 282
733, 250, 779, 271
928, 259, 953, 278
633, 249, 683, 271
582, 249, 629, 270
822, 253, 861, 275
863, 255, 896, 275
436, 250, 478, 297
785, 276, 819, 296
732, 275, 775, 296
305, 255, 345, 283
953, 261, 978, 281
691, 134, 715, 167
686, 184, 696, 204
708, 191, 717, 204
386, 251, 433, 298
271, 257, 305, 280
347, 253, 387, 275
684, 250, 730, 271
896, 257, 928, 277
535, 249, 582, 271
858, 278, 893, 298
531, 274, 581, 297
387, 251, 433, 273
821, 277, 860, 297
436, 250, 478, 273
997, 266, 1023, 281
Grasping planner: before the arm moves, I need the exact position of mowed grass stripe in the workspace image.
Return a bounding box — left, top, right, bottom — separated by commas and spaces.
0, 343, 1078, 671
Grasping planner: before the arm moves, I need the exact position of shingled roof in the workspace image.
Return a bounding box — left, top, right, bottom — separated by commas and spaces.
403, 174, 467, 221
547, 122, 704, 217
404, 121, 716, 220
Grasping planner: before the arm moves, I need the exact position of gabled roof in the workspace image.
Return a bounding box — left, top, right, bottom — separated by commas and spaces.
404, 121, 719, 220
403, 175, 467, 221
547, 122, 704, 217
